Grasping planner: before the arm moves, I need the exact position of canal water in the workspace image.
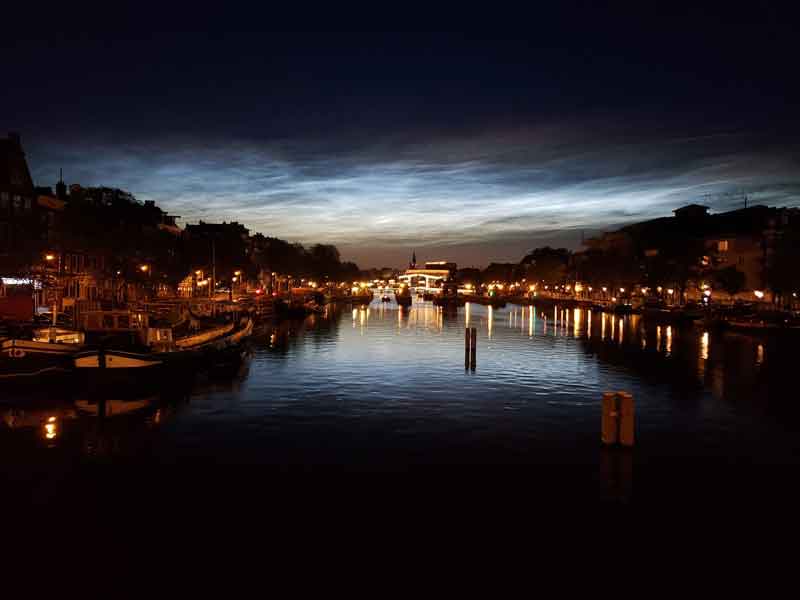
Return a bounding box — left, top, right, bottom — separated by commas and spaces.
2, 298, 798, 473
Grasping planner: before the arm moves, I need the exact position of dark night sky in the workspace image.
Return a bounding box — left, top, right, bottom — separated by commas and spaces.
3, 7, 798, 267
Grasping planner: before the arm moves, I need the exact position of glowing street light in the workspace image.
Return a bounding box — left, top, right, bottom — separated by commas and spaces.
44, 253, 56, 262
754, 290, 765, 299
140, 265, 149, 272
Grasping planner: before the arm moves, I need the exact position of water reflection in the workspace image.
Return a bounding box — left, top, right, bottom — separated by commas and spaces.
529, 305, 535, 337
2, 301, 798, 467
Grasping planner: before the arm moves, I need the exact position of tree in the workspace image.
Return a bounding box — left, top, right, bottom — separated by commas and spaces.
518, 247, 570, 284
767, 228, 800, 308
646, 237, 707, 304
455, 268, 482, 286
713, 266, 746, 299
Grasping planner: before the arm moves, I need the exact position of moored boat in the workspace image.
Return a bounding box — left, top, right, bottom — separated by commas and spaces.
0, 328, 85, 384
72, 316, 254, 385
395, 286, 413, 307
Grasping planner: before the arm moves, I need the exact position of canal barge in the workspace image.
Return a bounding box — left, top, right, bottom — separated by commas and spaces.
0, 327, 85, 384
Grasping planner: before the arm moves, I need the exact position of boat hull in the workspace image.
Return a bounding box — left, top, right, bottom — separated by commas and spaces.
72, 318, 254, 387
0, 339, 81, 383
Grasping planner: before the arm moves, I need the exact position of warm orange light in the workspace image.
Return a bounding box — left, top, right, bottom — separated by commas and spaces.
44, 254, 55, 261
754, 290, 765, 299
140, 265, 149, 272
234, 270, 241, 276
43, 417, 58, 440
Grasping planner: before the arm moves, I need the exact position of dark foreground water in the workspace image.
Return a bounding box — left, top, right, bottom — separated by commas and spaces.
2, 298, 800, 522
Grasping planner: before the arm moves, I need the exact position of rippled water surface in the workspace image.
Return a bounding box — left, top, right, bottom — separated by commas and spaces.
3, 299, 799, 466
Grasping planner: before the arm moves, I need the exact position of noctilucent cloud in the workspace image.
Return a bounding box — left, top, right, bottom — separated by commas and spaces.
27, 122, 800, 267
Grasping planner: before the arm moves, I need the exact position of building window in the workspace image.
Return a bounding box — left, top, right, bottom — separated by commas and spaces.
717, 240, 729, 252
0, 192, 8, 210
644, 248, 659, 257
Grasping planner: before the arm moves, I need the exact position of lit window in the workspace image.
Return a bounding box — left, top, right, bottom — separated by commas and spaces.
717, 240, 729, 252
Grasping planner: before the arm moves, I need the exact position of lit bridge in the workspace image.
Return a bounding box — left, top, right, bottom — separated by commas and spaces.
397, 268, 450, 293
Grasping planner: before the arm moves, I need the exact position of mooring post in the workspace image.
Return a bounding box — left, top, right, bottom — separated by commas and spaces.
618, 392, 634, 447
465, 327, 471, 369
470, 327, 477, 370
601, 392, 618, 445
601, 391, 634, 447
97, 345, 107, 419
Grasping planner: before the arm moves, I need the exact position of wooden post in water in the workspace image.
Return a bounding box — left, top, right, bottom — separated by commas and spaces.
465, 327, 471, 369
97, 345, 107, 419
601, 392, 618, 445
601, 391, 634, 447
470, 327, 477, 370
618, 392, 634, 447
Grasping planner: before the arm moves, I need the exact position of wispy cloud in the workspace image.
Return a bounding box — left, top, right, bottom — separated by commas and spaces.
26, 120, 800, 266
